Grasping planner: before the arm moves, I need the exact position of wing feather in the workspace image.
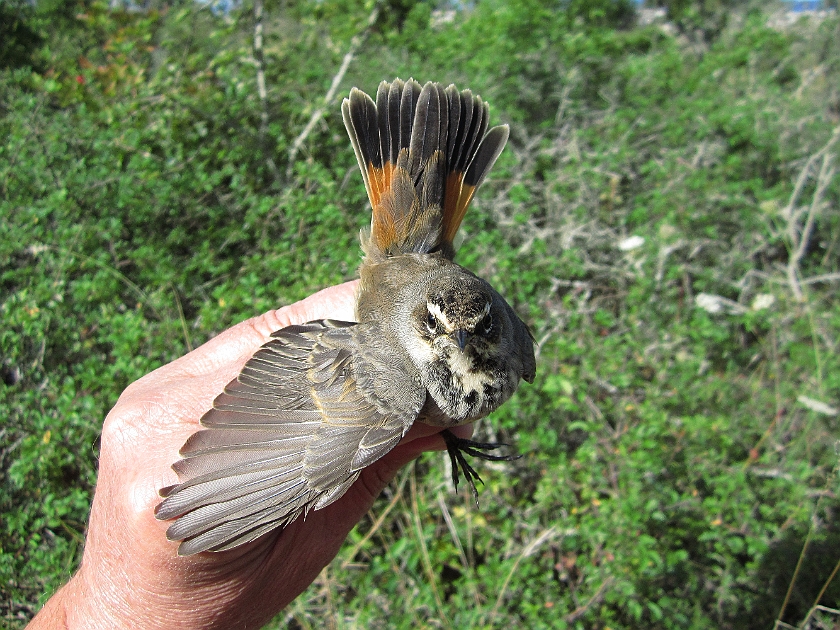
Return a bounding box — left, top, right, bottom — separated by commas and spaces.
155, 320, 424, 555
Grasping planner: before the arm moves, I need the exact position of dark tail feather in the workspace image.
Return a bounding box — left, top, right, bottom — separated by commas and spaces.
342, 78, 508, 260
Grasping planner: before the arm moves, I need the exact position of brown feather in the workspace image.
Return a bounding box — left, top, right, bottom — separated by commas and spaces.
342, 79, 508, 259
154, 320, 424, 555
342, 78, 508, 260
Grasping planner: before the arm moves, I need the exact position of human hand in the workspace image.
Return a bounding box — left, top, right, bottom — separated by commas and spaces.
29, 281, 470, 629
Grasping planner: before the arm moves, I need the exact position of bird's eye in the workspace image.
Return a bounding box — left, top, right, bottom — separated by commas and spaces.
480, 314, 493, 335
426, 311, 438, 334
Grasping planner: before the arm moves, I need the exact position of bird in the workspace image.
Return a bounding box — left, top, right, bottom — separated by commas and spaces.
154, 78, 536, 556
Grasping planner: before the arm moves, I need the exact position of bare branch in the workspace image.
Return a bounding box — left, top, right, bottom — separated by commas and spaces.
485, 527, 560, 624
784, 126, 839, 301
285, 2, 381, 179
253, 0, 281, 187
802, 272, 840, 286
564, 576, 616, 623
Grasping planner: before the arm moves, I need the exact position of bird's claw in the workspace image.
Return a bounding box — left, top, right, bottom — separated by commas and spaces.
440, 429, 521, 506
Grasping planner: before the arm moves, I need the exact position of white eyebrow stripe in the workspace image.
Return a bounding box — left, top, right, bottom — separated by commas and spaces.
427, 301, 492, 333
427, 302, 452, 331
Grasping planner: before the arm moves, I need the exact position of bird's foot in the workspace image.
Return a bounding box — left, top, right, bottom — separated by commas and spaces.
440, 429, 521, 506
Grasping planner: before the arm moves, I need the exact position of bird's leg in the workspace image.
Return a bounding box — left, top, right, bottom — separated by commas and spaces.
440, 429, 521, 506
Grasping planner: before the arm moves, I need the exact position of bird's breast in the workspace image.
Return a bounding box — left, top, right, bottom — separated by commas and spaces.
420, 346, 518, 427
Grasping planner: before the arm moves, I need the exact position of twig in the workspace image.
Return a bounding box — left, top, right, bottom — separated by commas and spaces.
436, 492, 483, 610
253, 0, 281, 187
436, 492, 470, 571
485, 527, 559, 625
654, 239, 686, 294
788, 153, 835, 301
340, 467, 410, 569
564, 576, 615, 622
809, 562, 840, 619
784, 127, 839, 302
777, 510, 819, 625
285, 1, 381, 179
409, 468, 452, 630
170, 283, 192, 352
802, 272, 840, 285
321, 564, 338, 630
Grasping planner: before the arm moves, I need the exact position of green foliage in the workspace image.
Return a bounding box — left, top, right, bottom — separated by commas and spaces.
2, 1, 840, 628
0, 1, 44, 70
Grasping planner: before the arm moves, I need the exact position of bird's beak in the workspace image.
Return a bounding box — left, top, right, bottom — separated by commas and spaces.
452, 329, 471, 351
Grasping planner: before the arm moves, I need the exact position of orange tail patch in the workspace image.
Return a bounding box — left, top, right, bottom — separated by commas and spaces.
342, 79, 508, 259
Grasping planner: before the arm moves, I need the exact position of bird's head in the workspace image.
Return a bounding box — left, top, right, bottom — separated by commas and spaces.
413, 274, 500, 355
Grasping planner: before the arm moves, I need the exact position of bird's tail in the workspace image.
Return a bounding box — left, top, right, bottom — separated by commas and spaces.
342, 78, 508, 261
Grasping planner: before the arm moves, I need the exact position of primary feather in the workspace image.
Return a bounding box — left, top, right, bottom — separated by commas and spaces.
155, 320, 424, 554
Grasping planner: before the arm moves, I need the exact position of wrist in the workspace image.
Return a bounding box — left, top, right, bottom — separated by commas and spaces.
40, 563, 235, 630
35, 566, 166, 630
31, 541, 243, 630
28, 571, 136, 630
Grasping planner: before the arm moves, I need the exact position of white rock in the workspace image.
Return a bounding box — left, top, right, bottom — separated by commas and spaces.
618, 235, 645, 251
797, 396, 839, 416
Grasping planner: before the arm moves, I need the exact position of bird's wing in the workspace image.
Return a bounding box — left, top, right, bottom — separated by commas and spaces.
154, 320, 424, 555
